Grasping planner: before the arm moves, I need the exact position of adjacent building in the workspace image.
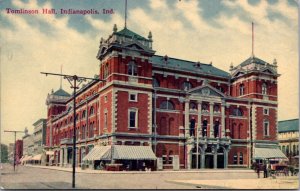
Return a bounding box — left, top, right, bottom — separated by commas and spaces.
15, 140, 23, 164
44, 24, 284, 170
22, 127, 34, 157
278, 119, 299, 159
33, 119, 47, 154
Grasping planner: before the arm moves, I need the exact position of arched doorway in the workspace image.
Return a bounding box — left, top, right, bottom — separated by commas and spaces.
205, 147, 214, 168
217, 147, 224, 168
191, 147, 202, 169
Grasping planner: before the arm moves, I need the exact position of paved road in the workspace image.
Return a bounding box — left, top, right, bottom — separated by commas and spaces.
0, 164, 261, 189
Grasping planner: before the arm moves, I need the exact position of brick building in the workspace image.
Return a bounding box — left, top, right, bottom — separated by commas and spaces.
15, 140, 23, 164
44, 24, 284, 170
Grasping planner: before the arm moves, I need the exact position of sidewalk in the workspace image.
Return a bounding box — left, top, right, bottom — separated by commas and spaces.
24, 164, 254, 174
167, 176, 299, 189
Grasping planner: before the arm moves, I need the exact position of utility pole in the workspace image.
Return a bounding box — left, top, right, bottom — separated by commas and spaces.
4, 130, 24, 171
41, 72, 104, 188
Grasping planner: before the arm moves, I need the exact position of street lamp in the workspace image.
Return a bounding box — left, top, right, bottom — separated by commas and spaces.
4, 130, 24, 171
41, 72, 104, 188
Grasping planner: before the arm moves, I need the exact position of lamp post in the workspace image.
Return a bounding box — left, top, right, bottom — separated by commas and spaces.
4, 130, 24, 171
41, 72, 104, 188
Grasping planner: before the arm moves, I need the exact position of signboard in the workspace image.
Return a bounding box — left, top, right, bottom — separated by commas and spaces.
173, 155, 180, 170
157, 157, 163, 170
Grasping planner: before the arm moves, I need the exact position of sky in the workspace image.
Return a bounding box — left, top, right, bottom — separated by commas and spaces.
0, 0, 298, 144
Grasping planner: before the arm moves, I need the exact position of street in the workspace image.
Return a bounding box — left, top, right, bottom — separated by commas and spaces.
0, 163, 298, 189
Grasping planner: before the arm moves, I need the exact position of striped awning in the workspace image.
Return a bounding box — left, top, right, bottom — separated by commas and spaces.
254, 147, 287, 159
31, 154, 42, 161
112, 145, 157, 160
46, 151, 54, 155
82, 146, 111, 161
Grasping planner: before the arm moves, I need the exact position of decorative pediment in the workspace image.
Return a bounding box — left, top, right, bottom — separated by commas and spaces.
125, 43, 146, 51
188, 85, 226, 97
231, 68, 246, 78
260, 67, 276, 75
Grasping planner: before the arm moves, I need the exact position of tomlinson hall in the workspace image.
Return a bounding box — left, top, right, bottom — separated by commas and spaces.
44, 24, 285, 170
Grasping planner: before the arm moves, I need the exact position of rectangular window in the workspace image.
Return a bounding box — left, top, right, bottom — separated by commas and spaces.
162, 155, 167, 164
104, 96, 108, 103
264, 121, 269, 136
128, 108, 138, 128
263, 108, 269, 115
129, 93, 137, 102
168, 155, 174, 164
104, 112, 108, 129
233, 154, 238, 164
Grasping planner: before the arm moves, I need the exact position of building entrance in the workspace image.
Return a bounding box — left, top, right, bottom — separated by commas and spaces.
205, 155, 214, 168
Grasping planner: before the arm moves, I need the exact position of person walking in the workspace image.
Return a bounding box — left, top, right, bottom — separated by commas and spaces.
263, 163, 268, 178
256, 163, 261, 178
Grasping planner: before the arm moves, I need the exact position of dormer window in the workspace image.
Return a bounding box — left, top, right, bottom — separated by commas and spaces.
128, 61, 137, 76
262, 83, 267, 95
182, 81, 192, 91
239, 84, 245, 96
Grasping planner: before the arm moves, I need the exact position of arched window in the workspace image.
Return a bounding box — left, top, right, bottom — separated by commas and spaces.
239, 84, 245, 96
286, 145, 290, 156
182, 81, 192, 91
159, 117, 167, 135
89, 106, 94, 116
233, 153, 238, 164
231, 108, 243, 116
82, 110, 86, 119
153, 78, 160, 87
263, 120, 269, 136
239, 152, 243, 164
202, 103, 208, 111
282, 145, 286, 154
104, 64, 109, 78
293, 145, 296, 156
238, 124, 243, 139
169, 118, 174, 135
214, 105, 220, 113
262, 83, 267, 95
190, 102, 197, 110
128, 61, 137, 76
159, 101, 175, 110
89, 123, 94, 138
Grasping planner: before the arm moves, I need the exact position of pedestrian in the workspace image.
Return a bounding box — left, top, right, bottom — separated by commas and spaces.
256, 163, 261, 178
263, 164, 267, 178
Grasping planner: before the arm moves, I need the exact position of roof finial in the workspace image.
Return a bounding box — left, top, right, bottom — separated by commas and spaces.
113, 24, 117, 33
251, 22, 255, 57
148, 31, 152, 41
60, 64, 62, 89
124, 0, 128, 28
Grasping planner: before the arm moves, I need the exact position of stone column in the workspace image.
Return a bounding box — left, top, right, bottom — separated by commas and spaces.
213, 147, 217, 169
60, 148, 63, 167
197, 101, 202, 138
64, 147, 68, 167
209, 102, 214, 137
187, 145, 193, 170
224, 148, 228, 169
185, 100, 190, 137
200, 147, 205, 169
221, 104, 225, 138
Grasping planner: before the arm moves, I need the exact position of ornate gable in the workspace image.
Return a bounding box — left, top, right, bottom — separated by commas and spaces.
188, 85, 226, 97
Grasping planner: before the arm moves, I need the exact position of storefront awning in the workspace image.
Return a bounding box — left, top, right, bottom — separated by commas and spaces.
82, 146, 111, 161
31, 154, 42, 161
46, 151, 54, 155
112, 145, 157, 160
254, 147, 287, 160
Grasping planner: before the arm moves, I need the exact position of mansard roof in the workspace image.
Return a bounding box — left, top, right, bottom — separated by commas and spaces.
53, 88, 70, 97
278, 119, 299, 133
151, 55, 230, 78
115, 27, 149, 41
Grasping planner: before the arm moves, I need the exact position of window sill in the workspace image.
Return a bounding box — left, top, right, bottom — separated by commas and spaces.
128, 127, 138, 130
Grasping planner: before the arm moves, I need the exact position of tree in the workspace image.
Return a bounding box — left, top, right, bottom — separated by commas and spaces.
1, 144, 8, 163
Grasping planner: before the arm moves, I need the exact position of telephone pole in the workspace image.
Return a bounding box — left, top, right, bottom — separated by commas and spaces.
4, 130, 24, 171
41, 72, 104, 188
